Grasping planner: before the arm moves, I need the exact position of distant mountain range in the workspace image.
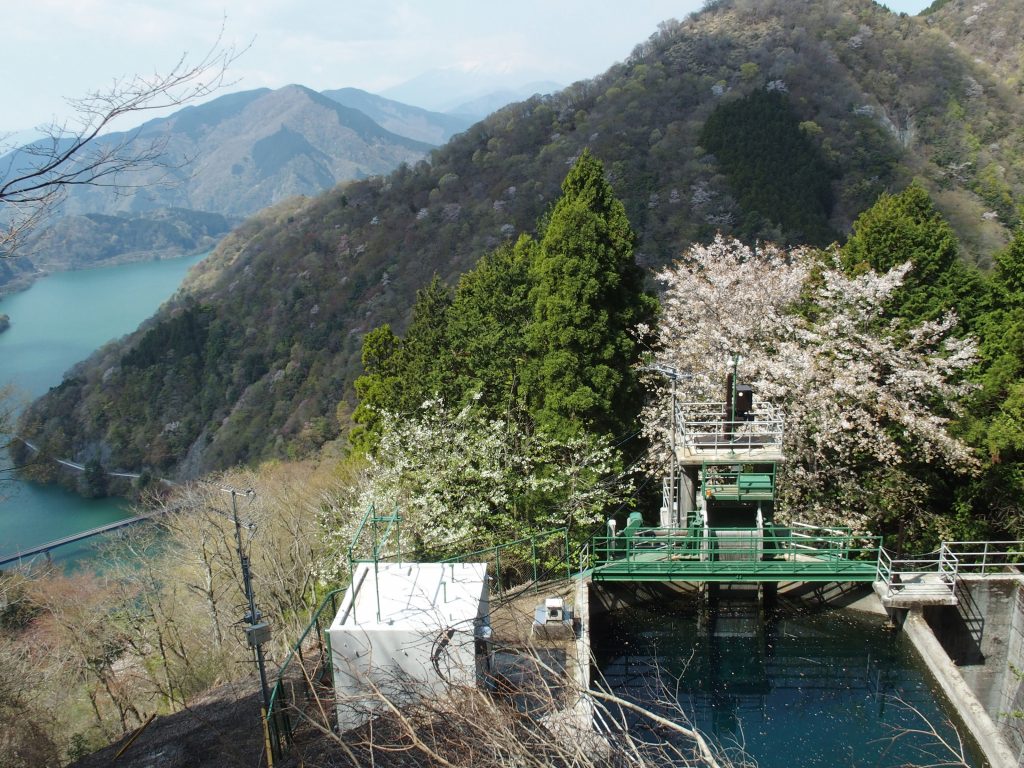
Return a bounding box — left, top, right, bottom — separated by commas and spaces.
0, 85, 482, 289
320, 88, 472, 145
380, 69, 562, 115
52, 85, 437, 220
15, 0, 1024, 485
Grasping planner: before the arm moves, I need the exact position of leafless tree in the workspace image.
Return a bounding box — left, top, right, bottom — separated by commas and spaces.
0, 26, 244, 256
276, 647, 740, 768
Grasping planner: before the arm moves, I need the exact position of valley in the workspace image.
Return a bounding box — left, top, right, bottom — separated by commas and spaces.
3, 0, 1024, 765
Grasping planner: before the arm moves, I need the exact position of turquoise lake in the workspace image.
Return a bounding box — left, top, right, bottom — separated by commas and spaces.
0, 252, 207, 564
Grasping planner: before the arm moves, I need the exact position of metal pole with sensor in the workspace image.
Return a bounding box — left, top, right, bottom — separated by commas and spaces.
223, 487, 272, 736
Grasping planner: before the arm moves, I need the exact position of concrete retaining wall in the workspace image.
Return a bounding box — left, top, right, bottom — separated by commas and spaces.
920, 576, 1024, 765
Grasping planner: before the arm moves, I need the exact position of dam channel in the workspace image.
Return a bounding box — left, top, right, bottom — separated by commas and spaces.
572, 378, 995, 766
587, 581, 987, 768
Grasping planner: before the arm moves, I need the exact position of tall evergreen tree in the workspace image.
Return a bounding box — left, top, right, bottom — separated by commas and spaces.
350, 324, 404, 452
351, 276, 452, 452
967, 228, 1024, 460
523, 150, 655, 440
953, 228, 1024, 539
841, 183, 982, 326
400, 275, 453, 406
445, 236, 535, 415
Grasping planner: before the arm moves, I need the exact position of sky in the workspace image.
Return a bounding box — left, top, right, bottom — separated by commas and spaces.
2, 0, 934, 135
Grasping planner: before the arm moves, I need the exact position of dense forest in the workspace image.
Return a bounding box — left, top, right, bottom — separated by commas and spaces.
14, 0, 1024, 487
4, 133, 1024, 768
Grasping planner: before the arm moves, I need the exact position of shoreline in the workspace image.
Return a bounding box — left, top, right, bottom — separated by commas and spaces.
0, 242, 222, 299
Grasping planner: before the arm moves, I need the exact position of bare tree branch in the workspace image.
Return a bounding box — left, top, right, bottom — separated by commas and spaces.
0, 22, 247, 256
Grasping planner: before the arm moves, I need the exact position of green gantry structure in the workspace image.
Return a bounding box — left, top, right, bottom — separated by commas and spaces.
590, 371, 883, 585
589, 523, 882, 583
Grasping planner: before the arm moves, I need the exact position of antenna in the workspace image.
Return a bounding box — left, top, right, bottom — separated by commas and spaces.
640, 364, 692, 527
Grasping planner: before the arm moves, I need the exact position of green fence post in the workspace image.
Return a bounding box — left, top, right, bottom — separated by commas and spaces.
564, 529, 570, 580
532, 539, 538, 590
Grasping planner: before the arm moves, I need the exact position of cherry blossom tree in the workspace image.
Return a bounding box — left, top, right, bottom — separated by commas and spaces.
642, 235, 977, 533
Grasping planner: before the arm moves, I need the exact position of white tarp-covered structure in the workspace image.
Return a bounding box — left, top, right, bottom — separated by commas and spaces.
328, 561, 489, 732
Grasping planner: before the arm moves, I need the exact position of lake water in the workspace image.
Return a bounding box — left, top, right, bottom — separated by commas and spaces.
0, 253, 207, 564
592, 595, 984, 768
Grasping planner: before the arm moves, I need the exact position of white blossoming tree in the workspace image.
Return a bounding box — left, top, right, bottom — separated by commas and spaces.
331, 398, 631, 561
643, 235, 977, 534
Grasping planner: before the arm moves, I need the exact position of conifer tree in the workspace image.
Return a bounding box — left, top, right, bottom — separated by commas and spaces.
841, 183, 982, 326
968, 228, 1024, 460
523, 150, 655, 440
445, 236, 535, 415
400, 275, 453, 406
351, 324, 403, 452
351, 276, 453, 452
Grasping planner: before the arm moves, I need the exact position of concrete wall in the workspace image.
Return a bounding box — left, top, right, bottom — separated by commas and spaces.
922, 576, 1024, 762
328, 562, 488, 733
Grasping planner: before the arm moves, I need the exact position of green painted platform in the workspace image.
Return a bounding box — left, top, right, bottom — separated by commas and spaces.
588, 529, 881, 584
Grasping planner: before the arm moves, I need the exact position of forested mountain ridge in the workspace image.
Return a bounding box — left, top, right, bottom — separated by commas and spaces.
15, 0, 1024, 483
319, 87, 472, 145
48, 84, 434, 219
19, 209, 235, 274
925, 0, 1024, 90
0, 85, 442, 291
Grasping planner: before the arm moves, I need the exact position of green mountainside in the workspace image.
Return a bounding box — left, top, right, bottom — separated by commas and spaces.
21, 209, 235, 273
15, 0, 1024, 483
924, 0, 1024, 90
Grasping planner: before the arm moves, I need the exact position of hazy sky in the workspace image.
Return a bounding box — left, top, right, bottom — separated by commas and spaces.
3, 0, 933, 134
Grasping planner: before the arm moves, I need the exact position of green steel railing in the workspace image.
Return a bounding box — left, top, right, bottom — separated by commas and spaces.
266, 525, 571, 760
440, 528, 570, 595
266, 587, 345, 760
347, 504, 403, 623
589, 526, 882, 582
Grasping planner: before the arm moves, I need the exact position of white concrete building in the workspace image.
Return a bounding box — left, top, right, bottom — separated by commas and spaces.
327, 561, 489, 732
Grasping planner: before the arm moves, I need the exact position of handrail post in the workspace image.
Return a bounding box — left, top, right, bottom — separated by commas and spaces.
565, 529, 570, 580
495, 547, 502, 597
532, 539, 538, 587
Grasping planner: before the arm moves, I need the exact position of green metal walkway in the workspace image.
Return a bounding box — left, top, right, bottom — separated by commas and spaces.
587, 526, 882, 583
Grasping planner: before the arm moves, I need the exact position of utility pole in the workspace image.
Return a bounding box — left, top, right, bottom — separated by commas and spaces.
221, 487, 274, 756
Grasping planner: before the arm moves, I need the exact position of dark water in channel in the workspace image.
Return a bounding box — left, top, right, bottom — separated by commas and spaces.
591, 595, 985, 768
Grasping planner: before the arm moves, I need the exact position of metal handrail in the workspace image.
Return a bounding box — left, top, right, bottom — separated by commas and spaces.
440, 528, 569, 594
266, 587, 345, 759
942, 541, 1024, 574
876, 544, 959, 601
789, 521, 854, 537
674, 400, 785, 454
347, 504, 403, 624
591, 527, 881, 568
